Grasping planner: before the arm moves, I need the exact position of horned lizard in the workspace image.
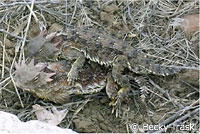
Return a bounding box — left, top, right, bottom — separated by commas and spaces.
26, 27, 180, 100
14, 58, 120, 103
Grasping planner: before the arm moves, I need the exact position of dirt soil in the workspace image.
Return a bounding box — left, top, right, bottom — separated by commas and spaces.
0, 0, 199, 133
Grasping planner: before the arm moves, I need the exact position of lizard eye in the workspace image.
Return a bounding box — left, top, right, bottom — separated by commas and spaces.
39, 48, 43, 52
33, 76, 39, 82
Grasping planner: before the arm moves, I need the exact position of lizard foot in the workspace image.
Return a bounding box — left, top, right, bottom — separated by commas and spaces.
117, 86, 132, 99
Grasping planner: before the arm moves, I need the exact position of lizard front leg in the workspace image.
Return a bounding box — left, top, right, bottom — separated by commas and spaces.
67, 53, 85, 85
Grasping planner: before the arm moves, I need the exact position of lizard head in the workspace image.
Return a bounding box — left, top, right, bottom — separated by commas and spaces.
14, 58, 55, 91
26, 31, 61, 61
27, 30, 46, 58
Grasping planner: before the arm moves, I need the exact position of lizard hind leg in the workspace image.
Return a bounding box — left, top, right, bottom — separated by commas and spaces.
67, 53, 85, 85
112, 55, 133, 103
112, 55, 130, 86
106, 73, 119, 106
